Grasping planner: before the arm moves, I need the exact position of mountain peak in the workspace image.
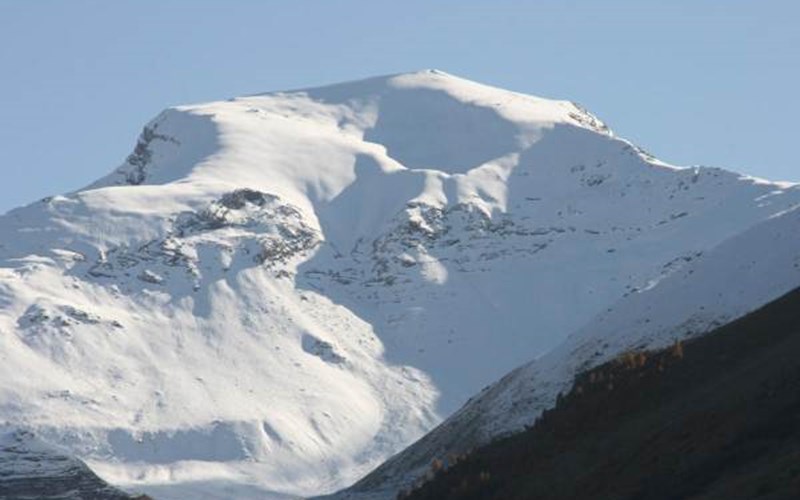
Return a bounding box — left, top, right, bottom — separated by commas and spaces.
6, 72, 800, 499
266, 68, 506, 98
91, 71, 611, 197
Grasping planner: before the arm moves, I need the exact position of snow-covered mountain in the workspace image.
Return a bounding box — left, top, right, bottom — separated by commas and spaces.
342, 202, 800, 498
1, 70, 798, 499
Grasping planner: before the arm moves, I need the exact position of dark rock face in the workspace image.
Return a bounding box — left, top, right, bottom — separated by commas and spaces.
0, 430, 146, 500
122, 124, 178, 186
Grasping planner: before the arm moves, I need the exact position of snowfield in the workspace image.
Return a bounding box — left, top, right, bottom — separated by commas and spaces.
0, 70, 798, 499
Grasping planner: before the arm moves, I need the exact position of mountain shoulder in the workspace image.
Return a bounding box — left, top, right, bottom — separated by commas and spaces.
405, 286, 800, 500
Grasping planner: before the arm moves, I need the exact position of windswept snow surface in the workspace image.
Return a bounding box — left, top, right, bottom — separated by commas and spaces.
1, 70, 799, 498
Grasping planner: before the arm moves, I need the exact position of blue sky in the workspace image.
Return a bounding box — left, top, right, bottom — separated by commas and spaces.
1, 0, 798, 214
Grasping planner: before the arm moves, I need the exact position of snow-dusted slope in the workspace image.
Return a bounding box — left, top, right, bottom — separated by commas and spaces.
1, 70, 798, 498
0, 430, 138, 499
345, 204, 800, 498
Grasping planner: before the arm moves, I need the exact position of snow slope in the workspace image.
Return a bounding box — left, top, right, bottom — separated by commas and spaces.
0, 70, 798, 498
0, 429, 137, 499
344, 203, 800, 498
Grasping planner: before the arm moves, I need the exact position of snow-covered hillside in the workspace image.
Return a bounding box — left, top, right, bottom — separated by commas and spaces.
0, 70, 798, 498
344, 204, 800, 498
0, 429, 137, 499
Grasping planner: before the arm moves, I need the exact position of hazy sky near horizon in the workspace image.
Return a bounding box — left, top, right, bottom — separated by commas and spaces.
1, 1, 798, 214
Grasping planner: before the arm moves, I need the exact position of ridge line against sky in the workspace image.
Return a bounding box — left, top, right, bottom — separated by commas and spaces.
1, 0, 798, 214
